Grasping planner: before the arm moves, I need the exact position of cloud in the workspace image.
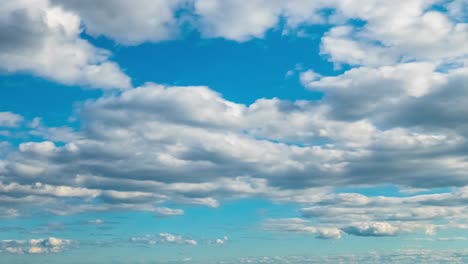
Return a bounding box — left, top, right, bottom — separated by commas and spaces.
2, 0, 463, 51
0, 0, 131, 89
304, 190, 468, 223
319, 1, 468, 67
153, 207, 184, 217
316, 228, 342, 239
302, 62, 448, 121
50, 0, 185, 45
263, 218, 342, 239
341, 222, 399, 237
0, 112, 23, 128
0, 77, 467, 222
215, 236, 229, 244
0, 237, 72, 254
129, 233, 197, 246
437, 237, 467, 241
85, 219, 104, 225
262, 187, 468, 239
193, 0, 282, 41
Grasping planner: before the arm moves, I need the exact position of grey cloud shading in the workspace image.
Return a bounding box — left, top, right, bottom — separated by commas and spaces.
0, 0, 131, 90
0, 112, 23, 128
50, 0, 186, 45
0, 78, 468, 219
341, 222, 398, 237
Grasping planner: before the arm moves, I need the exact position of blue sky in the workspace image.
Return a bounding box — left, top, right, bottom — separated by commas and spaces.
0, 0, 468, 263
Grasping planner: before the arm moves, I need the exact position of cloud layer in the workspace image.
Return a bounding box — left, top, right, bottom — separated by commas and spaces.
0, 0, 467, 250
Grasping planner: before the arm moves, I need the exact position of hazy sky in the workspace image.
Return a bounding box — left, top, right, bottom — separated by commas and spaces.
0, 0, 468, 263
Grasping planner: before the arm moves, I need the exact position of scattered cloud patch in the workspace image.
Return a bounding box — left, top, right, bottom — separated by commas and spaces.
129, 233, 197, 246
0, 112, 23, 128
0, 237, 72, 254
153, 207, 184, 217
341, 222, 399, 237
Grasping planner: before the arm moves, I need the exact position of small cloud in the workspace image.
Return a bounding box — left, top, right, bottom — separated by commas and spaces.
29, 117, 42, 129
342, 222, 398, 237
153, 207, 184, 217
215, 236, 229, 245
129, 233, 197, 246
316, 228, 342, 239
86, 219, 104, 225
300, 69, 321, 85
0, 112, 23, 128
285, 70, 295, 78
437, 237, 467, 241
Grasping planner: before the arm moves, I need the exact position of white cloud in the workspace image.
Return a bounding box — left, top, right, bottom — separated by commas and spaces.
27, 246, 45, 254
0, 0, 131, 89
0, 112, 23, 128
320, 26, 398, 67
264, 218, 318, 234
86, 219, 104, 225
153, 207, 184, 217
316, 228, 342, 239
50, 0, 184, 45
264, 218, 342, 239
0, 76, 467, 220
0, 182, 101, 199
342, 222, 399, 237
129, 233, 198, 246
215, 238, 225, 244
193, 0, 282, 41
0, 237, 72, 254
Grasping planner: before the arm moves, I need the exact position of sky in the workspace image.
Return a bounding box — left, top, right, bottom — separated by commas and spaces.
0, 0, 468, 263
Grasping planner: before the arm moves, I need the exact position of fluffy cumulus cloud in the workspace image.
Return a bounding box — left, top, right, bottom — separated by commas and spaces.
0, 0, 131, 89
2, 0, 464, 88
13, 0, 460, 48
50, 0, 185, 45
193, 0, 282, 41
318, 1, 468, 67
264, 187, 468, 239
0, 237, 72, 254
